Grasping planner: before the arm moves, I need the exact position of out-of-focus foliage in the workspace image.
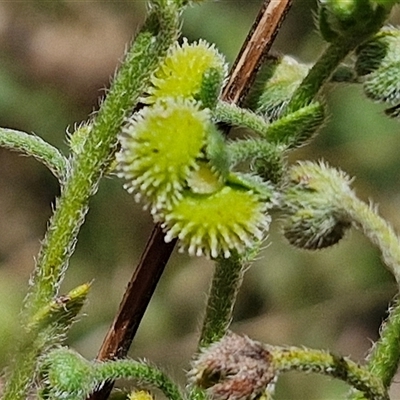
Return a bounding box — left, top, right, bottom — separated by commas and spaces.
1, 1, 400, 398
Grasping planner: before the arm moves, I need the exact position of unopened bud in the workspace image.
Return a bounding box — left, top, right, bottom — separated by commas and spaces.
281, 161, 353, 250
189, 332, 275, 400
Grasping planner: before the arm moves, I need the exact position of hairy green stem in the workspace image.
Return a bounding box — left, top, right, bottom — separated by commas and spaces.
1, 4, 180, 400
344, 194, 400, 284
215, 100, 325, 148
0, 127, 67, 184
348, 299, 400, 399
28, 283, 90, 333
25, 5, 179, 316
93, 360, 184, 400
272, 347, 388, 400
343, 195, 400, 398
198, 253, 247, 349
5, 286, 89, 399
367, 299, 400, 387
286, 2, 388, 114
189, 254, 248, 400
286, 39, 359, 112
3, 331, 50, 400
42, 347, 183, 400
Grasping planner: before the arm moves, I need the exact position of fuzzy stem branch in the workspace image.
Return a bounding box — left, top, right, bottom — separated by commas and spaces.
190, 254, 248, 400
367, 299, 400, 387
286, 3, 388, 114
344, 194, 400, 284
348, 299, 400, 399
198, 253, 247, 349
286, 39, 359, 112
344, 193, 400, 397
272, 347, 388, 400
0, 127, 67, 184
339, 195, 400, 398
41, 348, 183, 400
26, 4, 179, 319
93, 360, 184, 400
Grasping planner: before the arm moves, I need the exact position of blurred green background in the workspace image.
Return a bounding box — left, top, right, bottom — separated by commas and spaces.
0, 1, 400, 398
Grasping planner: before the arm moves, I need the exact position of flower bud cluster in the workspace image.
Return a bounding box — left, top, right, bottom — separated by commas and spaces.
117, 40, 275, 258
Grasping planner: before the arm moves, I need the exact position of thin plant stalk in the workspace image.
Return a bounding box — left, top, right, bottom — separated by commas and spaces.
286, 5, 388, 114
286, 40, 360, 112
198, 254, 247, 349
347, 298, 400, 400
0, 128, 67, 183
344, 194, 400, 284
188, 254, 247, 400
271, 347, 388, 400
